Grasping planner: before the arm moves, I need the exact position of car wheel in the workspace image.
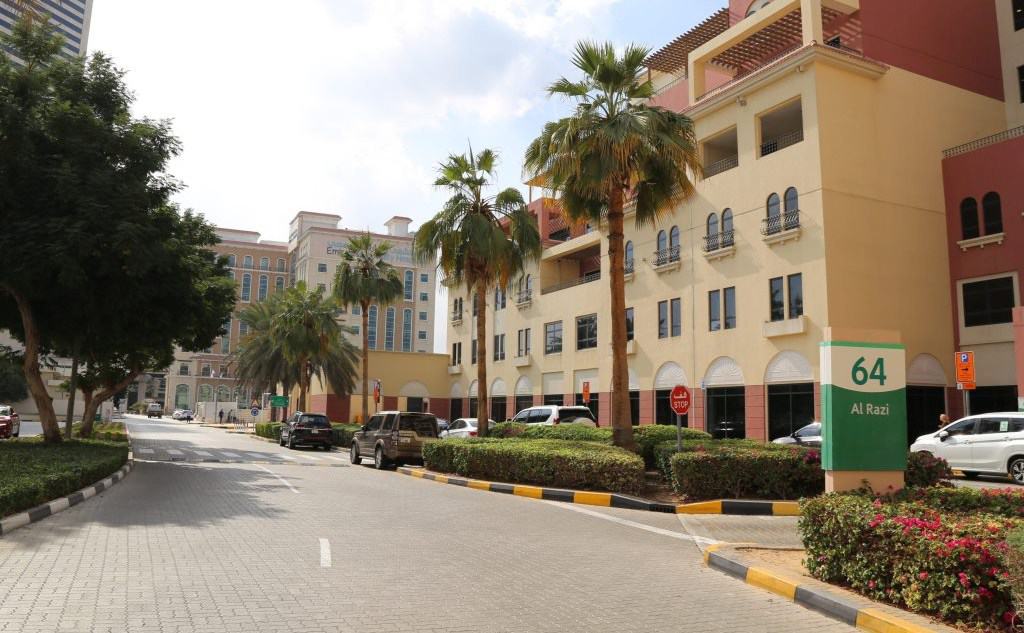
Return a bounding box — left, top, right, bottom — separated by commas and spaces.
287, 435, 295, 450
374, 446, 387, 470
962, 471, 979, 480
1009, 458, 1024, 485
279, 434, 285, 446
350, 443, 362, 465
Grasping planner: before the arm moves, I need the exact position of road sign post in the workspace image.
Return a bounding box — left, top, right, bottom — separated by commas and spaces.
955, 351, 976, 416
270, 395, 289, 408
669, 385, 691, 451
821, 330, 906, 492
582, 381, 590, 404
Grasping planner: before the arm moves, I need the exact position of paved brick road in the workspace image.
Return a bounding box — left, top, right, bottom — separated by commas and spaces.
0, 417, 853, 632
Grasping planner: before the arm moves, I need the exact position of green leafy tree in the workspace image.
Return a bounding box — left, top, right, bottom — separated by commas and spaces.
237, 282, 359, 413
0, 17, 235, 441
332, 233, 404, 423
414, 147, 541, 437
524, 41, 700, 450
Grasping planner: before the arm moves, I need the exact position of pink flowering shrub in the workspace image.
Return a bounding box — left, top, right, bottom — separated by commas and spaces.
905, 451, 954, 488
801, 494, 1021, 629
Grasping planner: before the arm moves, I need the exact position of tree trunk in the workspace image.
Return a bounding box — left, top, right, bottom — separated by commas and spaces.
475, 279, 489, 437
80, 371, 139, 437
78, 389, 93, 438
64, 352, 79, 439
298, 358, 309, 412
3, 286, 60, 442
361, 300, 369, 423
607, 189, 636, 451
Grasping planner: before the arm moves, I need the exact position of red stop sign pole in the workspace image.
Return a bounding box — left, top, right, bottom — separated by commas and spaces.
669, 385, 691, 450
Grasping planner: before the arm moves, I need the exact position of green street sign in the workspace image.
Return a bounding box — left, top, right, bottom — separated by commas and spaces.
270, 395, 289, 407
820, 341, 907, 471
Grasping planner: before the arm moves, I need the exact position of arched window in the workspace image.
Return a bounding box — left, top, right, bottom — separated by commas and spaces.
384, 307, 396, 351
243, 255, 253, 269
784, 187, 798, 212
657, 230, 667, 252
706, 213, 719, 237
198, 385, 212, 402
525, 274, 532, 292
402, 308, 413, 352
982, 192, 1003, 235
766, 192, 782, 235
241, 273, 252, 301
669, 226, 680, 261
226, 254, 236, 268
367, 305, 379, 349
746, 0, 774, 17
174, 384, 190, 409
783, 187, 799, 229
960, 197, 980, 240
259, 257, 269, 270
277, 258, 285, 272
275, 276, 284, 292
722, 209, 734, 246
624, 241, 634, 269
767, 193, 781, 218
258, 275, 268, 301
403, 270, 413, 300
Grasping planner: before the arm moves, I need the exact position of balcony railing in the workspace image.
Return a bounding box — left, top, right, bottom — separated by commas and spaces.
760, 129, 803, 157
761, 210, 801, 236
653, 245, 681, 267
704, 155, 739, 177
516, 289, 533, 304
702, 230, 735, 253
624, 258, 634, 275
943, 125, 1024, 158
450, 311, 464, 323
540, 270, 600, 295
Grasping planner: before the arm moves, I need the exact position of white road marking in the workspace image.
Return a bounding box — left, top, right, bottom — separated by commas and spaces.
138, 448, 154, 454
192, 450, 213, 457
295, 453, 321, 461
220, 451, 240, 458
245, 452, 267, 459
540, 500, 719, 546
319, 538, 331, 568
321, 454, 346, 462
166, 449, 183, 456
277, 454, 296, 460
257, 465, 299, 494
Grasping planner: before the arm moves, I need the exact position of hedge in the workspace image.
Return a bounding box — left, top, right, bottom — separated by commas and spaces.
0, 438, 129, 518
905, 451, 953, 488
653, 439, 805, 485
423, 438, 645, 495
801, 493, 1020, 629
331, 424, 361, 447
72, 422, 128, 443
254, 422, 282, 440
668, 445, 824, 500
631, 425, 711, 467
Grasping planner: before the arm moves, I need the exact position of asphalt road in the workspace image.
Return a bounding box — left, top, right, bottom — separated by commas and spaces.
0, 415, 853, 632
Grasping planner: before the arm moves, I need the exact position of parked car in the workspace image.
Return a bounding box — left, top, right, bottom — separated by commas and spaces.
0, 405, 20, 439
146, 403, 163, 419
350, 411, 438, 469
171, 409, 184, 419
280, 412, 333, 450
509, 405, 597, 427
771, 422, 821, 447
910, 413, 1024, 483
179, 410, 194, 423
441, 418, 491, 438
435, 418, 450, 434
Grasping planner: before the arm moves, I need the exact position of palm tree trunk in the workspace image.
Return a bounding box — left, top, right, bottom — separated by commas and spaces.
475, 280, 488, 437
64, 352, 79, 439
298, 357, 309, 412
3, 285, 61, 442
361, 300, 369, 423
607, 189, 636, 451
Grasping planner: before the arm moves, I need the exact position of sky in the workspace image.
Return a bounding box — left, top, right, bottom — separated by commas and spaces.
88, 0, 724, 242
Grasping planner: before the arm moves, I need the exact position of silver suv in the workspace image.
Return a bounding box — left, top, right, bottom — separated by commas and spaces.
509, 405, 597, 427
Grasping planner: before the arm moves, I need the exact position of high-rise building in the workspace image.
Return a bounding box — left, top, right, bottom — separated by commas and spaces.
1, 0, 94, 60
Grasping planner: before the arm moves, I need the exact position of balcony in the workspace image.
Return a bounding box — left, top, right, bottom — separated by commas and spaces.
513, 354, 531, 368
515, 289, 532, 308
626, 339, 637, 356
704, 155, 739, 177
702, 127, 738, 178
758, 99, 803, 158
450, 311, 463, 326
447, 364, 462, 375
540, 270, 600, 295
763, 315, 806, 338
702, 230, 736, 261
652, 245, 681, 273
761, 210, 801, 245
624, 258, 635, 282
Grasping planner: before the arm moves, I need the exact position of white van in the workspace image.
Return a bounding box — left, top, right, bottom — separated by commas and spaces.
910, 413, 1024, 483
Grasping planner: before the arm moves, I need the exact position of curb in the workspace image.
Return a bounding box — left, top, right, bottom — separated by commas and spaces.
396, 467, 800, 516
703, 544, 945, 633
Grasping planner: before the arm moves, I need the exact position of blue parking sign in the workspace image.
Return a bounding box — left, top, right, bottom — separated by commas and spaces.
250, 407, 260, 417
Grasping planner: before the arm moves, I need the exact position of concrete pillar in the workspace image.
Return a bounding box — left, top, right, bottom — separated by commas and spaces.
597, 391, 611, 427
800, 0, 823, 44
506, 396, 515, 421
745, 385, 766, 441
688, 59, 707, 102
639, 390, 655, 425
691, 389, 705, 432
1014, 308, 1024, 411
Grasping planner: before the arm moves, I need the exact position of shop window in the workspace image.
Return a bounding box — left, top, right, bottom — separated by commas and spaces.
706, 386, 745, 439
655, 389, 688, 426
514, 395, 533, 415
449, 399, 463, 420
962, 277, 1016, 326
543, 394, 564, 406
767, 383, 814, 440
490, 396, 507, 422
574, 393, 599, 423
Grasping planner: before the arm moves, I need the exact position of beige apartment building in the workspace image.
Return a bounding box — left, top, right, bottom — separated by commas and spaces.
445, 0, 1015, 443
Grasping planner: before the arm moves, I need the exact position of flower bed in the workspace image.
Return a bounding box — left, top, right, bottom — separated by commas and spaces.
423, 438, 645, 495
801, 493, 1021, 629
0, 438, 129, 517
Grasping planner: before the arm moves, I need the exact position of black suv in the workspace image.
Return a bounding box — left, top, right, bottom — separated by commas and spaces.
280, 412, 333, 450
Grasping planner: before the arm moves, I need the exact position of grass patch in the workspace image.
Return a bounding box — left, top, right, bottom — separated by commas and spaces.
0, 438, 129, 518
72, 421, 127, 442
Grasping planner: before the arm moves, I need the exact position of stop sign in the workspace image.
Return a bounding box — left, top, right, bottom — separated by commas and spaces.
669, 385, 691, 416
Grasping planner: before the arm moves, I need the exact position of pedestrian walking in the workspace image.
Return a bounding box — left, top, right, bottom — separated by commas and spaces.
938, 412, 950, 429
218, 409, 224, 423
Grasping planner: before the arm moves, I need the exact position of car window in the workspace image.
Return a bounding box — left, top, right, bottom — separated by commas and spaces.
452, 420, 464, 430
299, 414, 330, 428
1010, 419, 1024, 433
399, 414, 437, 437
795, 424, 820, 438
528, 409, 549, 423
512, 411, 529, 422
382, 414, 396, 432
0, 406, 10, 416
946, 419, 976, 436
976, 418, 1007, 434
364, 415, 383, 433
559, 407, 596, 422
467, 420, 478, 427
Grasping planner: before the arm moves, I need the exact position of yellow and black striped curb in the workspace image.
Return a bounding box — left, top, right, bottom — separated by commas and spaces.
396, 467, 800, 516
703, 544, 945, 633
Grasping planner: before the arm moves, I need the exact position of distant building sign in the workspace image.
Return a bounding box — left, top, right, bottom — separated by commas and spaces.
326, 240, 413, 266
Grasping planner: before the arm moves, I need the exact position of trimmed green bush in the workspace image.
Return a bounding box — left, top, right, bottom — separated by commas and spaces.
669, 445, 823, 500
424, 438, 644, 495
72, 422, 128, 442
905, 451, 953, 488
632, 425, 711, 467
331, 423, 361, 447
254, 422, 283, 440
0, 438, 129, 517
801, 493, 1019, 629
488, 422, 528, 438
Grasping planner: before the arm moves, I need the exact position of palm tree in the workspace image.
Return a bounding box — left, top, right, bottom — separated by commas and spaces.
414, 147, 541, 437
333, 233, 404, 423
235, 282, 358, 414
524, 41, 701, 451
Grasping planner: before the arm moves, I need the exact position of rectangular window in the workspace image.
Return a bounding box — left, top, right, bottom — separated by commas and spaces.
1016, 0, 1024, 30
367, 306, 378, 349
402, 309, 412, 352
220, 336, 229, 354
471, 339, 477, 364
420, 273, 428, 283
658, 301, 668, 339
352, 305, 361, 316
317, 282, 326, 293
494, 334, 506, 361
384, 308, 396, 351
351, 325, 360, 335
419, 292, 428, 302
451, 342, 462, 365
239, 322, 249, 336
544, 321, 563, 354
723, 287, 736, 329
418, 311, 427, 321
576, 314, 597, 350
670, 298, 681, 337
418, 330, 427, 341
241, 274, 251, 302
709, 290, 721, 331
1019, 64, 1024, 102
404, 271, 413, 301
769, 277, 785, 322
258, 275, 269, 301
317, 263, 327, 273
517, 328, 531, 357
787, 274, 803, 319
625, 308, 634, 341
179, 364, 189, 376
963, 277, 1016, 326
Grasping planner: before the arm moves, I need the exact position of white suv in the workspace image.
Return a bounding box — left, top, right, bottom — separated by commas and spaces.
509, 406, 597, 427
910, 413, 1024, 483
